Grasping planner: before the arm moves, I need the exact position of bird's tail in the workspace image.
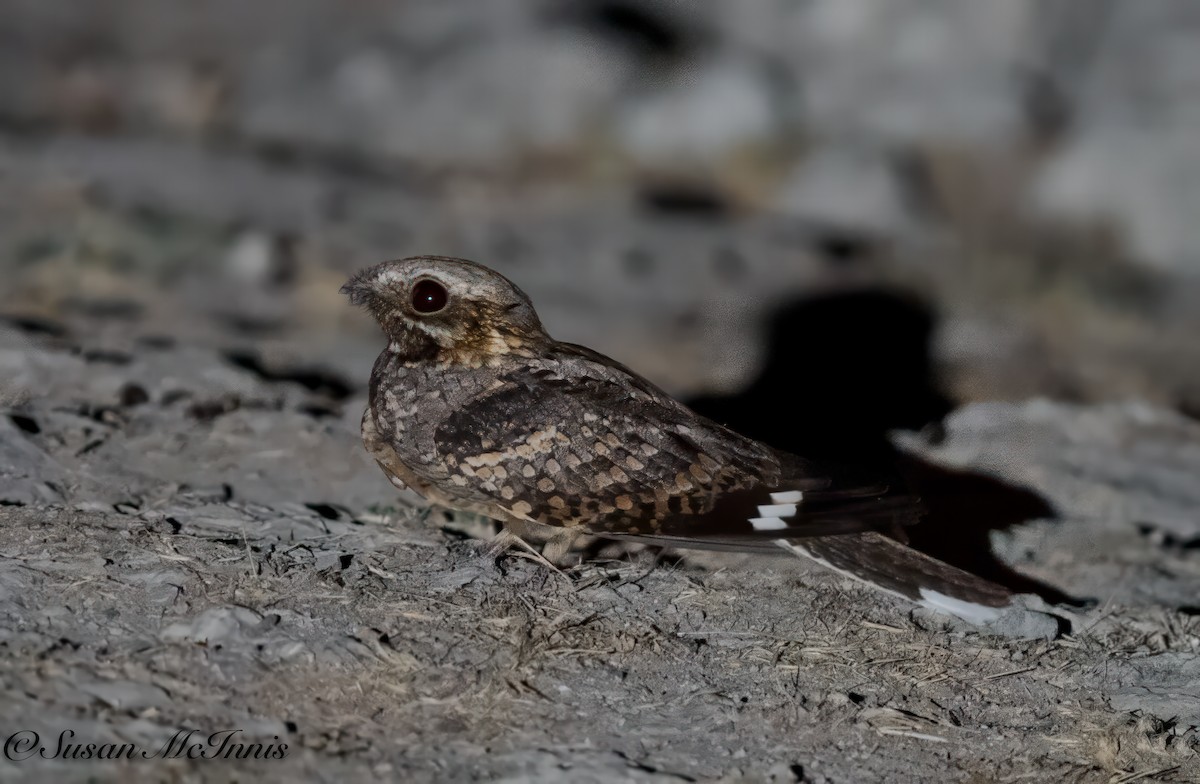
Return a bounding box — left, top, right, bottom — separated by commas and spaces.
778, 531, 1014, 625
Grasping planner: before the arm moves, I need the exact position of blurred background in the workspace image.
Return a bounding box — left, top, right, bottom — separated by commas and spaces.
2, 0, 1199, 422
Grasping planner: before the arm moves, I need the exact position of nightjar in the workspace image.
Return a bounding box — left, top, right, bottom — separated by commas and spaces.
343, 255, 1018, 624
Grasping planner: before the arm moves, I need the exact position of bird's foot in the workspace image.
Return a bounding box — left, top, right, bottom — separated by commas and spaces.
486, 528, 574, 583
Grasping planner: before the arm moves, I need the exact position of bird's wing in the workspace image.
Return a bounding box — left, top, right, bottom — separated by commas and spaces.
430, 348, 910, 542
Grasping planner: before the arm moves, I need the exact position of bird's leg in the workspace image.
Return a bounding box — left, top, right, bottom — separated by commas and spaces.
485, 527, 572, 581
484, 527, 521, 559
539, 528, 580, 567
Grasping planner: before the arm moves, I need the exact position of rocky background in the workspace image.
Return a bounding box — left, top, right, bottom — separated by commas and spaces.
1, 1, 1198, 782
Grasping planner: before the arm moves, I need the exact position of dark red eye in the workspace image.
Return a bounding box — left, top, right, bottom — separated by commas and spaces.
411, 279, 448, 313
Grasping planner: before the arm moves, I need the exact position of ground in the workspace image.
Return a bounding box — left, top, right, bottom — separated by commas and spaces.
1, 314, 1197, 783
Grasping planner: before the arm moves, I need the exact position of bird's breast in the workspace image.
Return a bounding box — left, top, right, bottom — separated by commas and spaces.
367, 351, 510, 477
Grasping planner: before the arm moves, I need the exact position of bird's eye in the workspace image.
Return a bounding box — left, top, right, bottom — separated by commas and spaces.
411, 279, 448, 314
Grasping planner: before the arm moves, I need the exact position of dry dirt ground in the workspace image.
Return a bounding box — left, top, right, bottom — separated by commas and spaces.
1, 305, 1198, 784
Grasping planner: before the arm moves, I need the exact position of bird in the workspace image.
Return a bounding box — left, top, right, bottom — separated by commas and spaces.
342, 255, 1018, 626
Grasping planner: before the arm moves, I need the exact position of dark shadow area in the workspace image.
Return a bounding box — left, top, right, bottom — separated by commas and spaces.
223, 349, 355, 401
810, 229, 879, 268
894, 457, 1073, 604
636, 183, 732, 221
8, 413, 41, 435
562, 0, 692, 62
1176, 394, 1200, 424
687, 288, 1077, 604
1, 314, 69, 338
1136, 523, 1200, 551
689, 289, 951, 465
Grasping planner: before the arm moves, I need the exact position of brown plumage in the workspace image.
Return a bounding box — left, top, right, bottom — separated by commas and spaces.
343, 255, 1015, 624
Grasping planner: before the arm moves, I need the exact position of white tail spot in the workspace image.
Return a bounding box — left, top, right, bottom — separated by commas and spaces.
918, 589, 1004, 624
750, 517, 788, 531
770, 491, 804, 504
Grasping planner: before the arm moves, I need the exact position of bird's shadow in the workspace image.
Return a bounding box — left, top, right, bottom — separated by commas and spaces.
687, 288, 1077, 605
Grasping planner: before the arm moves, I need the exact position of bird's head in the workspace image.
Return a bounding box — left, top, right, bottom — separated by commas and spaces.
341, 256, 548, 364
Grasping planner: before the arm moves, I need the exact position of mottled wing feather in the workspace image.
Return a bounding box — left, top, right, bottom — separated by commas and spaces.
433, 368, 775, 534
431, 348, 915, 542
